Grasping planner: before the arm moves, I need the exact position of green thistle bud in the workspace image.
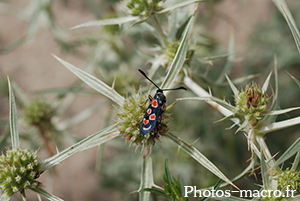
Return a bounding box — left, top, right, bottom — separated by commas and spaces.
117, 91, 169, 147
165, 41, 180, 61
277, 168, 300, 194
235, 83, 270, 126
126, 0, 165, 17
103, 12, 120, 35
23, 99, 55, 131
154, 1, 164, 11
0, 148, 42, 197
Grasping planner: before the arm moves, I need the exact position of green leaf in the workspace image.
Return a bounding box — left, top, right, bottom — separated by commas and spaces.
259, 116, 300, 134
195, 73, 259, 88
158, 0, 203, 14
41, 124, 119, 170
71, 16, 139, 29
161, 14, 194, 91
272, 137, 300, 168
178, 97, 236, 113
263, 56, 279, 124
0, 193, 11, 201
53, 55, 124, 106
166, 132, 238, 189
129, 16, 150, 28
183, 75, 235, 118
271, 55, 279, 111
199, 180, 222, 201
139, 155, 154, 201
263, 107, 300, 116
199, 54, 229, 62
235, 118, 249, 133
291, 150, 300, 171
273, 0, 300, 54
175, 16, 192, 40
7, 76, 19, 150
262, 71, 272, 94
83, 130, 119, 151
225, 75, 239, 97
216, 160, 255, 189
31, 187, 64, 201
287, 71, 300, 88
164, 159, 172, 184
260, 150, 270, 190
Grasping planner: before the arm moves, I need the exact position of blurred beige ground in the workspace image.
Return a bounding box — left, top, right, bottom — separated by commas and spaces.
0, 0, 274, 200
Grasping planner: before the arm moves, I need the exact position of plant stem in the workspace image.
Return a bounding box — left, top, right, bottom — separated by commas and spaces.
151, 14, 167, 47
256, 135, 279, 190
20, 189, 27, 201
38, 127, 55, 156
256, 135, 273, 164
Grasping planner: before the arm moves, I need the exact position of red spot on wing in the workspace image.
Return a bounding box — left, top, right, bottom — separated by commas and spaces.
149, 114, 156, 120
143, 119, 149, 125
162, 104, 165, 110
151, 99, 154, 104
147, 108, 151, 114
158, 117, 161, 122
152, 100, 158, 108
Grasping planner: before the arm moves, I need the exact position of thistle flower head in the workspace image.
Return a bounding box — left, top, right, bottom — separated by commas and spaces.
0, 148, 42, 197
127, 0, 165, 17
117, 90, 169, 147
277, 168, 300, 194
23, 99, 55, 131
235, 83, 270, 126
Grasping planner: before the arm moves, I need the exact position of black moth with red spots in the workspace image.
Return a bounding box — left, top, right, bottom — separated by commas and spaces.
138, 69, 186, 137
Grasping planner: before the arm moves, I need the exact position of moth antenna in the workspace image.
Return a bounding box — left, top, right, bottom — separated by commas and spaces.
162, 86, 187, 91
138, 69, 161, 90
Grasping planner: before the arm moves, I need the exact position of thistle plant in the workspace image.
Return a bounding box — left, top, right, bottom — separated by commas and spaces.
180, 57, 300, 200
0, 78, 60, 201
48, 2, 238, 198
2, 0, 300, 200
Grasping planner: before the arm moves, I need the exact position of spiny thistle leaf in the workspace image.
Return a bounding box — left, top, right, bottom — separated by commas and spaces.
273, 0, 300, 54
41, 124, 119, 170
161, 14, 194, 91
166, 132, 238, 189
7, 76, 19, 150
53, 55, 124, 106
31, 187, 64, 201
225, 75, 238, 97
71, 16, 139, 29
272, 137, 300, 169
158, 0, 203, 14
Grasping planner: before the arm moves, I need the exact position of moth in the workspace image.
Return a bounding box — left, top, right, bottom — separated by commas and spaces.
138, 69, 186, 137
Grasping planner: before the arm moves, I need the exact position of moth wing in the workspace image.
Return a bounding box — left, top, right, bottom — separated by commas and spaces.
153, 100, 165, 137
140, 96, 160, 134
